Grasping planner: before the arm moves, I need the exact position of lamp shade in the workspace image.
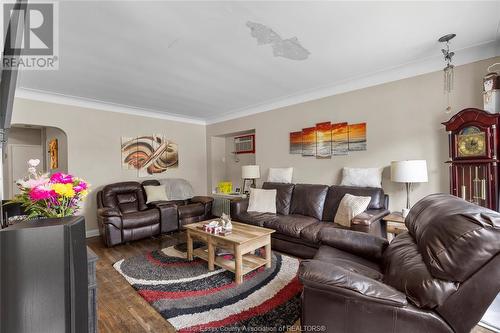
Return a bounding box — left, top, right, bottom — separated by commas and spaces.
242, 165, 260, 179
391, 160, 428, 183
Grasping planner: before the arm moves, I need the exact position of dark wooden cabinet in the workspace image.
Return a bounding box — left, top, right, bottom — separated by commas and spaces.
443, 108, 500, 211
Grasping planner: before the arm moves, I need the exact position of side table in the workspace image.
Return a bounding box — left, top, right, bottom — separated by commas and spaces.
382, 212, 408, 241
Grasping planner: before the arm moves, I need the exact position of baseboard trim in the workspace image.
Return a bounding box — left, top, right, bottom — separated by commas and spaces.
86, 229, 100, 239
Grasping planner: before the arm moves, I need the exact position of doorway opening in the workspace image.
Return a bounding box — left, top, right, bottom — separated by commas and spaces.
2, 124, 68, 199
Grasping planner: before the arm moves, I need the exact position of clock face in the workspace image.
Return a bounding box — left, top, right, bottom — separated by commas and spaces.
457, 127, 486, 157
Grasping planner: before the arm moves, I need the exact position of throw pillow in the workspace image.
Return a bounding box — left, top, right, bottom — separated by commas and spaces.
340, 167, 383, 188
247, 188, 277, 214
334, 194, 372, 227
267, 167, 293, 183
143, 185, 168, 204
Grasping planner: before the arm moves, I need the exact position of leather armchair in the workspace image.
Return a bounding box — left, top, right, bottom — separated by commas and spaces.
299, 194, 500, 333
97, 182, 161, 247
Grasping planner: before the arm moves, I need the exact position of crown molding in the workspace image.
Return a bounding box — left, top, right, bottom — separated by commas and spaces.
15, 88, 207, 125
206, 40, 500, 125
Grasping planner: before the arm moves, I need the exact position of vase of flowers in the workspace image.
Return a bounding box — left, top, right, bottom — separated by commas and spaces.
8, 159, 90, 219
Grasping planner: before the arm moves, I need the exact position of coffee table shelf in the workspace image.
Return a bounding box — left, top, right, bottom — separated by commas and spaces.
193, 248, 268, 275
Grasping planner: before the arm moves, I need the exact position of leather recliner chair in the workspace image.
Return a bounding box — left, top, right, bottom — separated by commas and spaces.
97, 181, 178, 247
299, 193, 500, 333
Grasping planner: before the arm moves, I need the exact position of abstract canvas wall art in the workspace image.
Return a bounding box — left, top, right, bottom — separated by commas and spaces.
348, 123, 367, 151
332, 122, 349, 156
121, 135, 178, 177
289, 131, 302, 154
316, 122, 332, 159
302, 127, 316, 156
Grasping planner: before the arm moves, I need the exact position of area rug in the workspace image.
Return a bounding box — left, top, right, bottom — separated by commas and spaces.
113, 246, 302, 333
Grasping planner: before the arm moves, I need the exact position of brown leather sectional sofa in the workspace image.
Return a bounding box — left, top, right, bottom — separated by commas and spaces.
230, 182, 390, 258
299, 193, 500, 333
96, 181, 213, 247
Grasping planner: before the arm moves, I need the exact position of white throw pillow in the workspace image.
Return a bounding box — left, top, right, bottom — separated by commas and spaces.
267, 167, 293, 183
143, 185, 168, 204
334, 194, 372, 227
247, 188, 277, 214
340, 167, 383, 188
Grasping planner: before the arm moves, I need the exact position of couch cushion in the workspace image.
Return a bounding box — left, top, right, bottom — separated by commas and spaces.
382, 232, 458, 309
264, 214, 318, 238
178, 203, 205, 219
234, 212, 277, 227
262, 182, 295, 215
300, 221, 345, 243
122, 209, 160, 229
406, 193, 500, 282
289, 184, 329, 220
314, 245, 382, 277
322, 185, 386, 221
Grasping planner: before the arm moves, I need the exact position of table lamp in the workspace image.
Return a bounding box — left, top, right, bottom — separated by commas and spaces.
242, 165, 260, 193
391, 160, 428, 217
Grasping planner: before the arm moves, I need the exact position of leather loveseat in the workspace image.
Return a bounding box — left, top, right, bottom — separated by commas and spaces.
230, 182, 389, 258
96, 180, 213, 247
299, 193, 500, 333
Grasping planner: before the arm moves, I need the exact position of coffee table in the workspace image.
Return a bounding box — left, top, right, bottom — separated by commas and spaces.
184, 221, 275, 284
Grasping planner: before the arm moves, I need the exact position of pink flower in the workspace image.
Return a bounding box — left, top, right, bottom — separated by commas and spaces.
73, 181, 88, 193
17, 175, 49, 189
29, 186, 56, 201
50, 172, 73, 184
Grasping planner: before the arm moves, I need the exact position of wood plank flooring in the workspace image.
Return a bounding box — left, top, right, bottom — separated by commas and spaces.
87, 233, 493, 333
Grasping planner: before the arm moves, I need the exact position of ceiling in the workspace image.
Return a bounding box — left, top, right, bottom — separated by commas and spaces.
17, 1, 500, 124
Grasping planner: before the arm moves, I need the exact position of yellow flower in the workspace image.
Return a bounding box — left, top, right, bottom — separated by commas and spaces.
80, 190, 88, 198
52, 183, 75, 198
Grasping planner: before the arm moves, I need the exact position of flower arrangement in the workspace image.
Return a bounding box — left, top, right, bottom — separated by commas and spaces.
9, 159, 90, 218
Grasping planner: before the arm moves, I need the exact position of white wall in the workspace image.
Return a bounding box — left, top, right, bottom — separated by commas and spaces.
207, 57, 500, 213
224, 135, 255, 191
11, 98, 207, 233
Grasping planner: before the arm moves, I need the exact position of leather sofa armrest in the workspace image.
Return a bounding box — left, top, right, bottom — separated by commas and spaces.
97, 207, 121, 217
299, 260, 407, 307
318, 227, 388, 262
230, 197, 249, 217
191, 196, 214, 205
149, 202, 179, 233
351, 209, 390, 226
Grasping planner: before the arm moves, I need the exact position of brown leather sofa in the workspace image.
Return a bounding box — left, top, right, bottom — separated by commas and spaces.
299, 193, 500, 333
230, 182, 389, 258
96, 181, 213, 247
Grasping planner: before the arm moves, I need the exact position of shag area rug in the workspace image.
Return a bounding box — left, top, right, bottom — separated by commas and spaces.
113, 246, 302, 333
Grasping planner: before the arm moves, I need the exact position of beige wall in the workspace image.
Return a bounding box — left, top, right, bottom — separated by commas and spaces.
207, 57, 500, 213
11, 98, 207, 233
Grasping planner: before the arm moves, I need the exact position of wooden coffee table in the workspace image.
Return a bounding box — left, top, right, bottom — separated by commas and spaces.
184, 221, 275, 284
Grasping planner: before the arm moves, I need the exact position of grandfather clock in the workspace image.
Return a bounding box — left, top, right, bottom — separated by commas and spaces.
443, 108, 500, 211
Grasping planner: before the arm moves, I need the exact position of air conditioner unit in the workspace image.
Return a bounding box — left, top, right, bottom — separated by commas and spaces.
234, 134, 255, 154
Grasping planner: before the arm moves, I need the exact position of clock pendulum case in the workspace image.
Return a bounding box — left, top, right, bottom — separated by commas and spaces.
443, 108, 500, 211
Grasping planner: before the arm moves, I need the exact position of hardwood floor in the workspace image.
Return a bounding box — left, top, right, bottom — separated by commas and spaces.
87, 233, 183, 333
87, 234, 493, 333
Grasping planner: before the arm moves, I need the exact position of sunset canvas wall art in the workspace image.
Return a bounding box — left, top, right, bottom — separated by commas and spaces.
289, 131, 302, 154
316, 122, 332, 159
332, 122, 349, 155
302, 127, 316, 156
348, 123, 367, 151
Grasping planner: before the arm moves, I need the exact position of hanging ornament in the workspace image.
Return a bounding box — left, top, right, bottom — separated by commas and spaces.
439, 34, 456, 114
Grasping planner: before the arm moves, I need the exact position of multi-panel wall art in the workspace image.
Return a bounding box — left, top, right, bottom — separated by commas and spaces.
289, 122, 366, 158
121, 135, 179, 177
